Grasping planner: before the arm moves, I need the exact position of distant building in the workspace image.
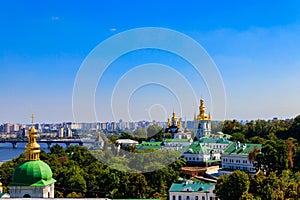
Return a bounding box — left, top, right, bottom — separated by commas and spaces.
136, 141, 162, 150
181, 143, 220, 165
219, 142, 262, 175
67, 122, 82, 130
163, 138, 193, 150
58, 127, 64, 138
111, 122, 117, 130
165, 112, 192, 139
194, 99, 211, 138
100, 122, 107, 130
181, 136, 231, 165
116, 139, 139, 147
58, 127, 73, 138
3, 123, 11, 134
93, 132, 105, 149
197, 137, 232, 153
169, 182, 218, 200
10, 124, 20, 132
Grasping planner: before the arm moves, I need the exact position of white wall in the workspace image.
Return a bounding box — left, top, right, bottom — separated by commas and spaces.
169, 188, 217, 200
220, 155, 257, 174
9, 184, 54, 198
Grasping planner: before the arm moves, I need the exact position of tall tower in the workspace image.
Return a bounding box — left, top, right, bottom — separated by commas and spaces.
25, 115, 41, 160
9, 115, 56, 198
194, 99, 211, 138
171, 111, 177, 127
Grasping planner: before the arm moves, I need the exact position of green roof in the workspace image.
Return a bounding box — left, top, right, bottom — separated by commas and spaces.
204, 159, 221, 163
9, 160, 56, 186
201, 133, 231, 139
222, 143, 262, 156
0, 193, 5, 198
186, 143, 210, 154
169, 182, 215, 192
136, 141, 162, 150
198, 137, 231, 144
164, 138, 190, 142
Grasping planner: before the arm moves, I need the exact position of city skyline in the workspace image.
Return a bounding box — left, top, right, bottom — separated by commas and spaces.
1, 1, 300, 123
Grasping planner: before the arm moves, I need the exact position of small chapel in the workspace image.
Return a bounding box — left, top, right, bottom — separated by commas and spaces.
8, 115, 56, 198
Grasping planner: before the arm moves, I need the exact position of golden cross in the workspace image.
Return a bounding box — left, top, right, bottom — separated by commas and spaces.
31, 114, 34, 125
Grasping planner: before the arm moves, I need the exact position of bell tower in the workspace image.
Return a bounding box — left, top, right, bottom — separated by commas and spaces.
25, 114, 41, 161
194, 99, 211, 138
9, 115, 56, 198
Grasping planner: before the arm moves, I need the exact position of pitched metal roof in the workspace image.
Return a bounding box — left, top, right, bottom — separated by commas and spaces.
222, 143, 262, 156
185, 143, 210, 154
169, 182, 215, 192
198, 137, 231, 144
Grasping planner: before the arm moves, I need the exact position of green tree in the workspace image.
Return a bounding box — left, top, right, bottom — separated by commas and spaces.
222, 120, 243, 135
0, 141, 187, 199
231, 132, 247, 143
254, 120, 270, 138
147, 124, 164, 140
119, 131, 133, 140
211, 121, 224, 134
216, 170, 250, 200
50, 144, 65, 157
244, 121, 256, 139
288, 115, 300, 141
127, 173, 150, 198
240, 192, 254, 200
249, 171, 266, 198
248, 136, 265, 144
133, 128, 147, 139
258, 140, 289, 174
260, 172, 283, 200
66, 192, 83, 198
294, 146, 300, 171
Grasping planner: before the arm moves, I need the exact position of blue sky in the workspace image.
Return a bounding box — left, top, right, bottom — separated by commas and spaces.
1, 0, 300, 123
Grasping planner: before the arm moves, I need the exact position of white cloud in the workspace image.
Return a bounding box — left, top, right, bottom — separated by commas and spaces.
51, 16, 60, 21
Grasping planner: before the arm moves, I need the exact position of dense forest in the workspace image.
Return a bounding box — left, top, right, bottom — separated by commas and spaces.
0, 145, 186, 198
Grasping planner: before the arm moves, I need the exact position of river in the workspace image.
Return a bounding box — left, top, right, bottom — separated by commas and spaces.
0, 143, 69, 163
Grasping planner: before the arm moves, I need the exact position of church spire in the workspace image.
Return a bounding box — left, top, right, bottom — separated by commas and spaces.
184, 117, 188, 129
199, 99, 205, 119
171, 111, 177, 126
25, 114, 41, 161
197, 98, 211, 121
167, 118, 171, 128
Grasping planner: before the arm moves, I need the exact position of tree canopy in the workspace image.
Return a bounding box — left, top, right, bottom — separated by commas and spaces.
0, 144, 185, 199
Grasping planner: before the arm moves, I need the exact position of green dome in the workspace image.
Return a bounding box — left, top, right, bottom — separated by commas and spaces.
10, 160, 56, 186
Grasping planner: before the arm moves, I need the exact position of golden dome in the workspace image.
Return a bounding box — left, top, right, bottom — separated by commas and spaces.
29, 125, 37, 133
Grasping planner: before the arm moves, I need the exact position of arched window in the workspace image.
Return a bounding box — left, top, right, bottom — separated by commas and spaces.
23, 194, 31, 198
